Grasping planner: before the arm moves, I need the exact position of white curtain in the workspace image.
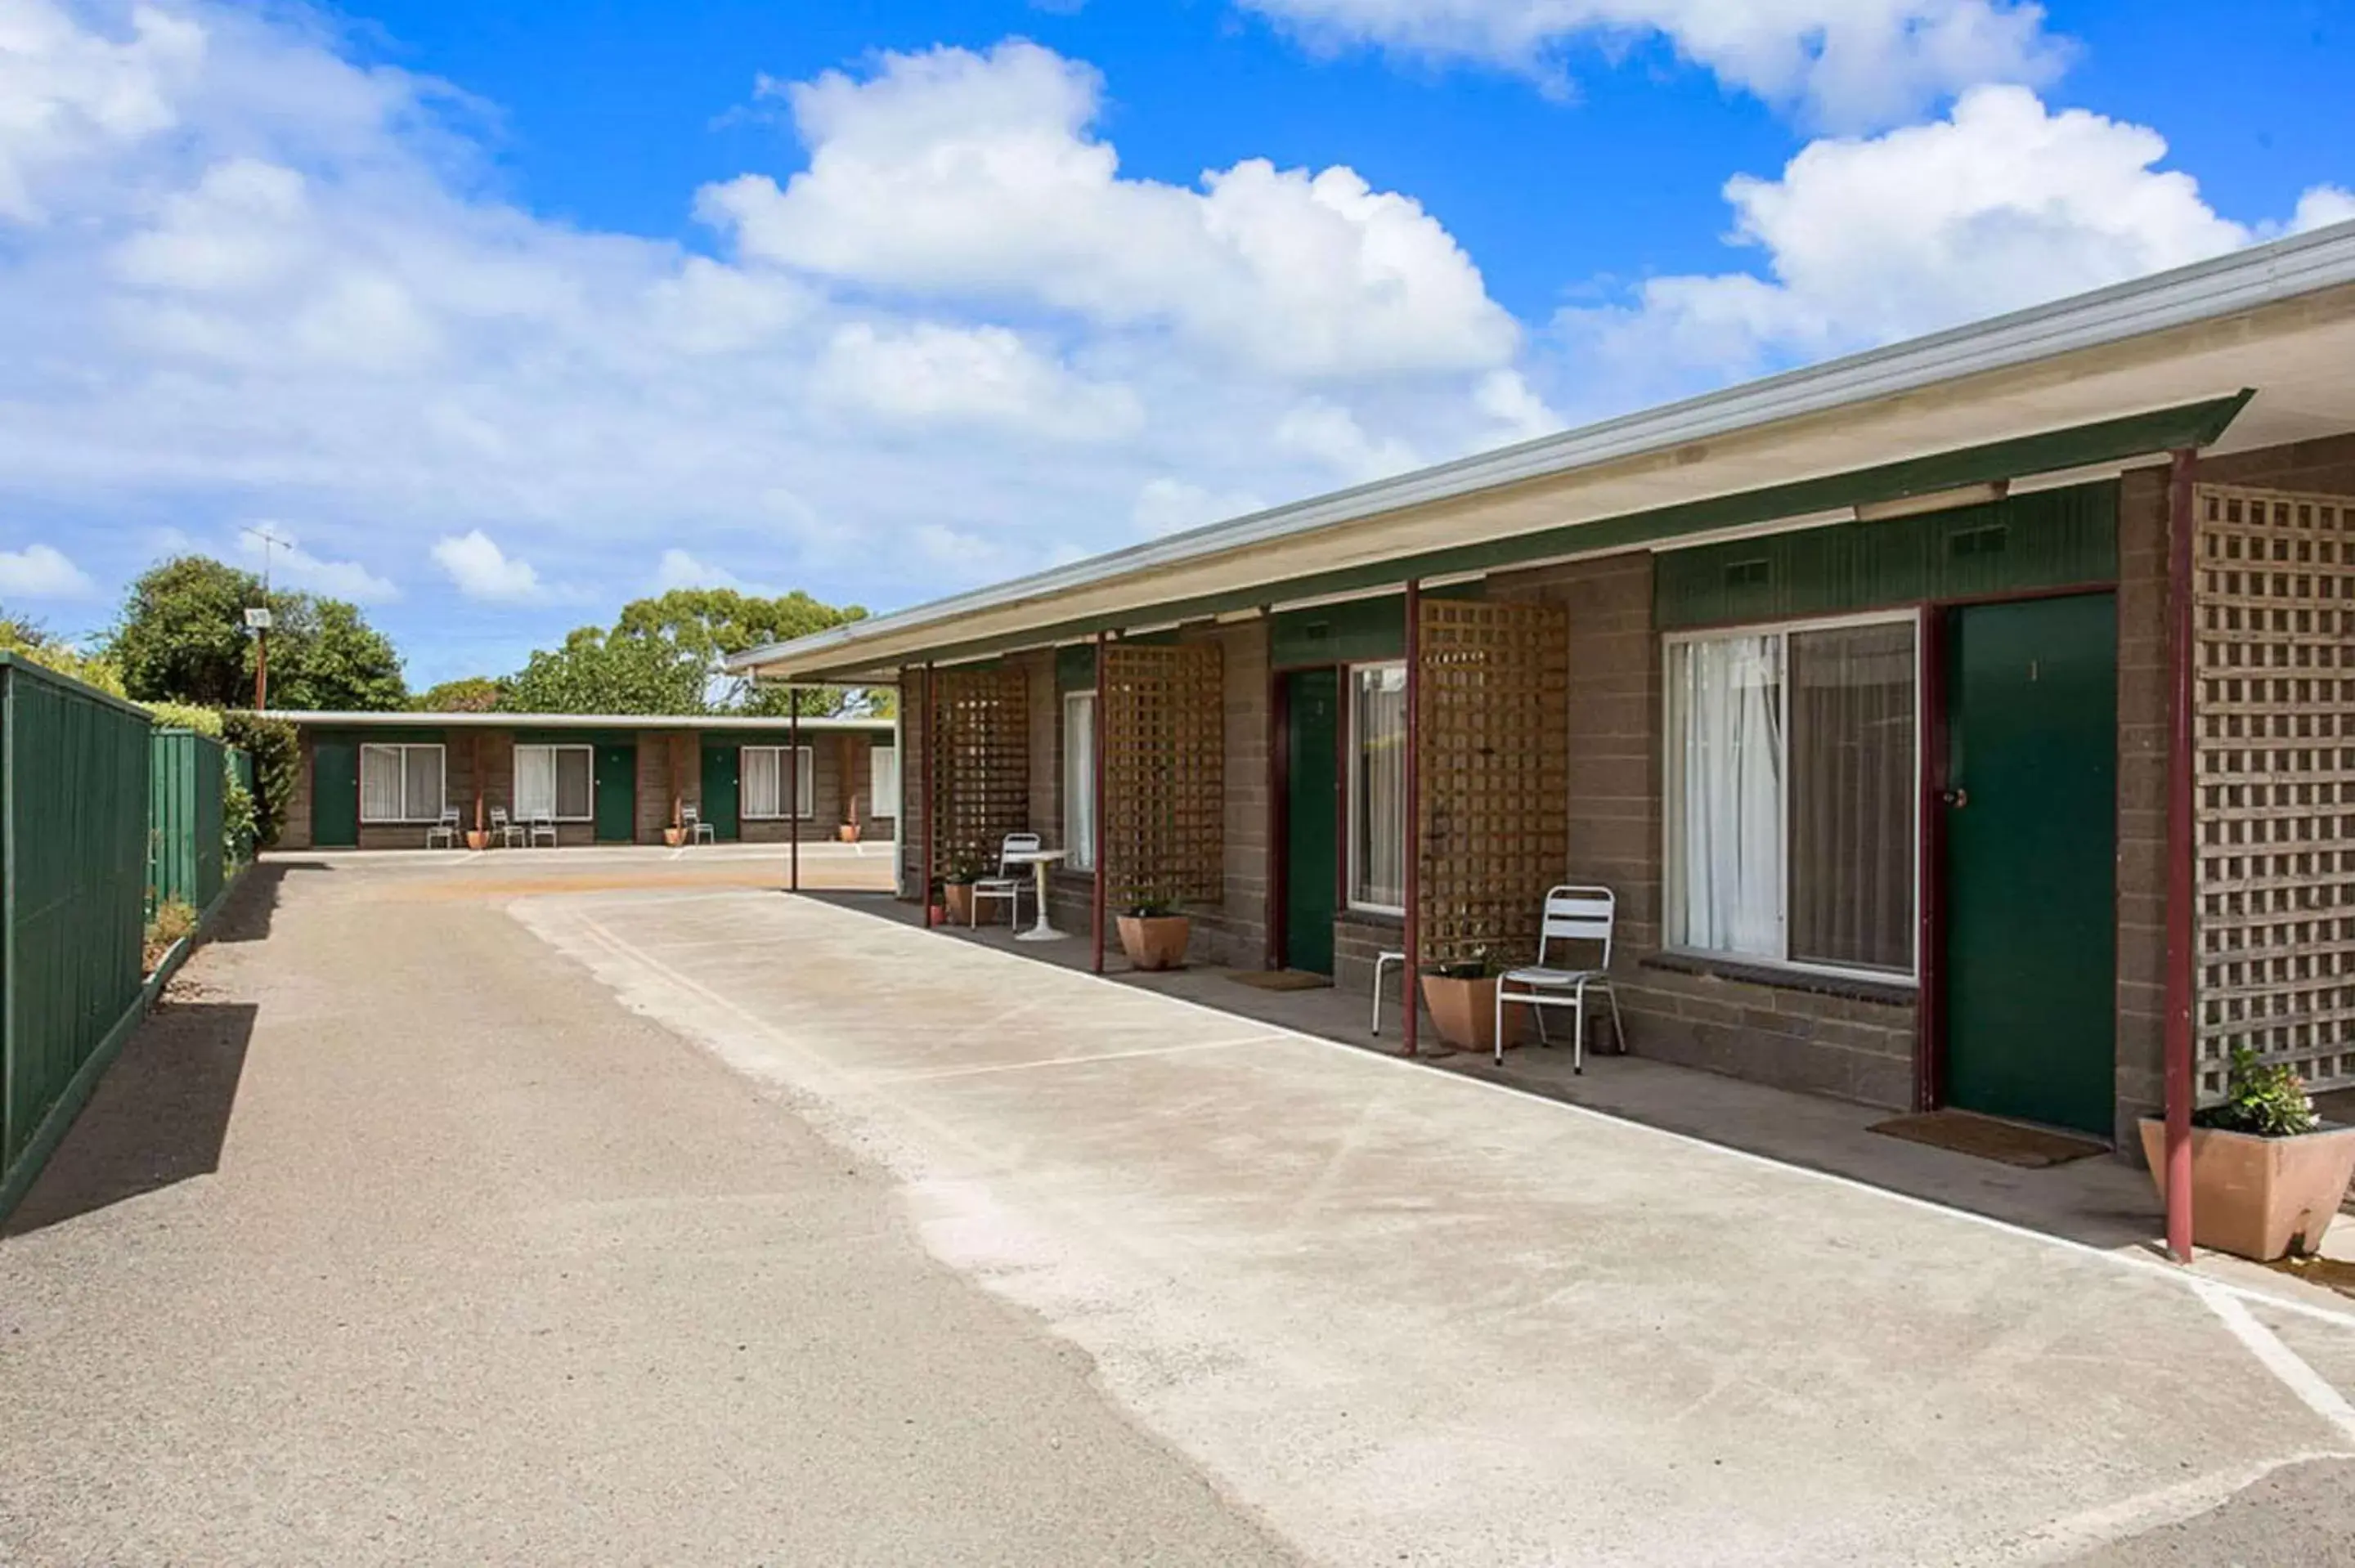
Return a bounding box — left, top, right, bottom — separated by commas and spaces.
742, 746, 781, 818
1352, 664, 1406, 909
1672, 635, 1783, 956
404, 746, 444, 822
514, 746, 556, 819
870, 746, 899, 821
1063, 694, 1096, 870
360, 744, 404, 823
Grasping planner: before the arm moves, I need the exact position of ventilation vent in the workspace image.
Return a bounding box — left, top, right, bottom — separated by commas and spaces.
1949, 524, 2009, 558
1723, 558, 1770, 588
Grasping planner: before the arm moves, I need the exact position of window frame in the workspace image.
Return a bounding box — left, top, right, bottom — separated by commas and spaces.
1661, 607, 1924, 986
358, 741, 447, 825
1062, 689, 1097, 872
741, 744, 816, 821
1345, 658, 1408, 918
514, 742, 596, 822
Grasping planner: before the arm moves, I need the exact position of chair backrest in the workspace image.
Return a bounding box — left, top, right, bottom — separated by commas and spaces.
1536, 885, 1615, 970
999, 832, 1042, 873
490, 807, 509, 825
681, 804, 701, 823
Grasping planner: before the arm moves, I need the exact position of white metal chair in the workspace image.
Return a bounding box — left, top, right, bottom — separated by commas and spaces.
426, 807, 460, 849
682, 804, 716, 844
970, 833, 1040, 927
528, 811, 558, 848
1370, 949, 1407, 1035
490, 806, 526, 849
1494, 885, 1625, 1070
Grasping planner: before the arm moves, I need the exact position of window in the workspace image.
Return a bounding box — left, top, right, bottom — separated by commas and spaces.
514, 744, 594, 821
742, 745, 815, 819
1666, 615, 1918, 979
359, 743, 445, 823
1348, 662, 1407, 913
1063, 691, 1096, 871
870, 745, 899, 821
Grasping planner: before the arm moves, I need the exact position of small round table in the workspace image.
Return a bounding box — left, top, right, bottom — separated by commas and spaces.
1002, 848, 1069, 942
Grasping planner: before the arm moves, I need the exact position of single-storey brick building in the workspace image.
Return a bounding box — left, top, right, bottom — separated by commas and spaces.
267, 711, 898, 850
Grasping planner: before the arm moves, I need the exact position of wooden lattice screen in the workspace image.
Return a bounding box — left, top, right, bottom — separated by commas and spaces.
1417, 598, 1570, 966
1101, 641, 1223, 907
930, 666, 1029, 873
2191, 484, 2355, 1097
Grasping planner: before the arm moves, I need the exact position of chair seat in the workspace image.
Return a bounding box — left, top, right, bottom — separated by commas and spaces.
973, 876, 1026, 891
1502, 965, 1606, 988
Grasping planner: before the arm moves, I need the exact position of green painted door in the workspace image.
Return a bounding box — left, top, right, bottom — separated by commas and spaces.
1943, 593, 2118, 1136
1282, 668, 1339, 974
594, 742, 636, 843
311, 740, 358, 848
699, 744, 740, 841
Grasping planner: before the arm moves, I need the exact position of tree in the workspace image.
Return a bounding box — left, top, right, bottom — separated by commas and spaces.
0, 611, 128, 694
502, 625, 708, 715
110, 555, 406, 711
612, 588, 866, 715
415, 675, 505, 713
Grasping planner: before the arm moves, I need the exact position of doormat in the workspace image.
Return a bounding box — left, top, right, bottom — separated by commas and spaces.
1868, 1109, 2109, 1168
1226, 969, 1333, 992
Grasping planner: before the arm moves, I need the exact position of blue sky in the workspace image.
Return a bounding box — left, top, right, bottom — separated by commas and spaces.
1, 0, 2348, 688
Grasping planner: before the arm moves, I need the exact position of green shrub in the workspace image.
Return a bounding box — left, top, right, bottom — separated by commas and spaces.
223, 775, 258, 864
2195, 1046, 2321, 1138
143, 896, 199, 974
141, 701, 223, 737
222, 712, 298, 848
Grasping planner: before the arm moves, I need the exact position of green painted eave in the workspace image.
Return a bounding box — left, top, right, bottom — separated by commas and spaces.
798, 392, 2252, 681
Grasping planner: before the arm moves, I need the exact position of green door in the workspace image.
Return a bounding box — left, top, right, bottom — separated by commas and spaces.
311, 740, 358, 848
699, 744, 740, 841
1282, 669, 1339, 974
594, 742, 636, 844
1943, 593, 2117, 1136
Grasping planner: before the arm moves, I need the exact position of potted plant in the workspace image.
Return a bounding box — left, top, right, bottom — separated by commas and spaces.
466, 795, 491, 853
1116, 889, 1191, 971
1418, 948, 1527, 1053
940, 853, 983, 927
2140, 1047, 2355, 1261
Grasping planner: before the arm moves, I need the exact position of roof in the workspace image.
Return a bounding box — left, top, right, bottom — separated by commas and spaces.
729, 218, 2355, 684
258, 710, 895, 733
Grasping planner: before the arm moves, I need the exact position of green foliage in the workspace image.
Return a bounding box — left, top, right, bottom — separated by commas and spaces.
0, 612, 128, 694
1426, 947, 1511, 980
109, 555, 406, 711
415, 675, 506, 713
222, 712, 299, 849
222, 774, 258, 864
2196, 1047, 2321, 1138
504, 624, 711, 715
143, 896, 199, 974
141, 701, 223, 737
614, 587, 866, 714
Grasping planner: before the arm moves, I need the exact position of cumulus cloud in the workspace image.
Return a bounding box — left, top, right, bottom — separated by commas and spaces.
698, 41, 1518, 379
1133, 477, 1268, 537
0, 541, 97, 598
236, 526, 397, 602
814, 320, 1143, 441
432, 531, 542, 602
1553, 86, 2355, 402
652, 548, 777, 594
1241, 0, 2067, 128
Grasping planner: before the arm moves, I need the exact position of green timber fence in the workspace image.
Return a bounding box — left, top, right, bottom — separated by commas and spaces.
1, 655, 153, 1212
148, 728, 252, 912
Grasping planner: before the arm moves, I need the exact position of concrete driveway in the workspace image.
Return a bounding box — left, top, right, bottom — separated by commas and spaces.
522, 884, 2355, 1567
6, 852, 2354, 1566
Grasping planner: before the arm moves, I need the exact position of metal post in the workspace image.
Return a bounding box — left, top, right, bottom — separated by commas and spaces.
789, 692, 801, 894
253, 629, 267, 713
1092, 631, 1108, 974
921, 664, 936, 928
2164, 449, 2199, 1263
1402, 579, 1422, 1058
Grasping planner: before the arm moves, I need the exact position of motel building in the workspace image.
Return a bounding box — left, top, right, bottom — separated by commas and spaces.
266, 711, 899, 850
731, 223, 2355, 1248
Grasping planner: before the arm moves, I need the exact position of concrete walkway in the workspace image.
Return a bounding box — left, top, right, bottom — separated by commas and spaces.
0, 859, 1293, 1566
523, 885, 2355, 1567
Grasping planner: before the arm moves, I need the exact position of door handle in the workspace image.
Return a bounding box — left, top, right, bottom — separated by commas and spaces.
1940, 787, 1969, 809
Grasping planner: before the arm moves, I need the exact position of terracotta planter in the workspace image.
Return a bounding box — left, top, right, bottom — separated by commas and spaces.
838, 822, 861, 844
1420, 973, 1532, 1053
464, 829, 490, 852
944, 883, 978, 926
928, 903, 949, 927
1117, 914, 1191, 971
2139, 1117, 2355, 1261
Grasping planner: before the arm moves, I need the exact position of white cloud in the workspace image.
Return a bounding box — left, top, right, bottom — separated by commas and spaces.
699, 41, 1518, 379
652, 548, 775, 594
815, 320, 1143, 441
431, 530, 542, 602
2294, 186, 2355, 235
1133, 477, 1267, 537
1241, 0, 2067, 128
0, 541, 96, 598
1554, 86, 2353, 399
236, 526, 398, 603
0, 0, 204, 222
1274, 399, 1421, 484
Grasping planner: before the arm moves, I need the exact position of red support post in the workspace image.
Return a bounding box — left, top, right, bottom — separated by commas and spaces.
2164, 448, 2199, 1263
921, 664, 936, 928
1402, 579, 1422, 1059
1092, 631, 1109, 974
789, 695, 801, 894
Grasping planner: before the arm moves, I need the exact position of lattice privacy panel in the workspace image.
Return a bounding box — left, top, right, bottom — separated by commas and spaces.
2191, 485, 2355, 1098
930, 666, 1029, 874
1101, 641, 1223, 907
1417, 598, 1571, 966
